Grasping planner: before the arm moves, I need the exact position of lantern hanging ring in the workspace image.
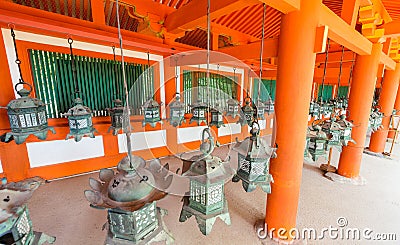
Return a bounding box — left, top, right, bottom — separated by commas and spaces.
10, 27, 31, 93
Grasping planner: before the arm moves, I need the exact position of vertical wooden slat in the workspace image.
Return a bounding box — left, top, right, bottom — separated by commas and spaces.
55, 0, 61, 14
64, 0, 69, 16
54, 53, 66, 115
72, 0, 77, 18
80, 0, 84, 19
61, 54, 73, 110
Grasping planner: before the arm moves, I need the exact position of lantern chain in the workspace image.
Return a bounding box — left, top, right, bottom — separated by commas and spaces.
337, 45, 345, 100
112, 46, 120, 100
206, 0, 211, 128
10, 28, 31, 92
258, 3, 266, 102
318, 38, 330, 118
68, 38, 80, 97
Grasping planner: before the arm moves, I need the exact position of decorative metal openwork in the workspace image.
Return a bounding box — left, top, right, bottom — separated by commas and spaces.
337, 115, 356, 146
63, 38, 97, 142
369, 108, 384, 132
142, 98, 162, 128
209, 103, 224, 128
239, 96, 254, 126
226, 98, 239, 118
169, 93, 185, 127
0, 177, 55, 245
232, 121, 276, 193
179, 128, 234, 235
189, 100, 208, 125
321, 117, 342, 150
2, 28, 55, 144
308, 125, 329, 162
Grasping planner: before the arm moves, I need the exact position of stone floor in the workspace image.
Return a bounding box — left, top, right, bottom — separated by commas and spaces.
27, 134, 400, 245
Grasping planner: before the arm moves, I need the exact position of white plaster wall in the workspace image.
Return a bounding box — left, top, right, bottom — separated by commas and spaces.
118, 130, 167, 153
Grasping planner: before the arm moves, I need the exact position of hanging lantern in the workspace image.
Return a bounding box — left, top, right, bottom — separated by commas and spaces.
0, 177, 55, 244
85, 156, 174, 244
209, 103, 224, 128
225, 98, 239, 118
63, 38, 97, 142
107, 99, 126, 135
189, 100, 208, 125
2, 28, 55, 144
179, 128, 233, 235
142, 98, 162, 127
308, 125, 328, 161
321, 117, 342, 149
304, 128, 313, 162
255, 100, 267, 120
239, 97, 254, 126
264, 99, 275, 114
231, 121, 276, 193
369, 108, 384, 132
337, 115, 356, 146
62, 98, 97, 142
309, 101, 320, 117
169, 94, 185, 127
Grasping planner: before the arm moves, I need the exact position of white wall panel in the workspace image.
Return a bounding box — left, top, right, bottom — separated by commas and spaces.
177, 126, 208, 144
218, 123, 241, 137
118, 130, 167, 153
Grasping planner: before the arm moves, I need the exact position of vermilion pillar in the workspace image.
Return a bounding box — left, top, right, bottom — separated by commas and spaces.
266, 0, 321, 240
369, 63, 400, 152
337, 43, 383, 178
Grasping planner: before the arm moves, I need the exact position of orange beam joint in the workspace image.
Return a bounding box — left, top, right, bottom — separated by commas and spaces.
257, 0, 300, 14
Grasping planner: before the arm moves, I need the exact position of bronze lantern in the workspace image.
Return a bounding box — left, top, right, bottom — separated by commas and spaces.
239, 97, 254, 126
179, 128, 234, 235
209, 103, 224, 128
189, 100, 208, 126
168, 94, 185, 127
85, 156, 174, 244
107, 99, 126, 135
62, 98, 97, 142
232, 121, 277, 193
142, 98, 162, 128
225, 98, 239, 118
2, 28, 55, 144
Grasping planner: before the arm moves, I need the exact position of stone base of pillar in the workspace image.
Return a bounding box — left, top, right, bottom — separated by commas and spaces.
363, 147, 387, 158
254, 220, 307, 245
324, 172, 367, 185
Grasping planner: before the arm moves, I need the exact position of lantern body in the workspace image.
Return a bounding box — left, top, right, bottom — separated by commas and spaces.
232, 127, 276, 193
264, 99, 275, 114
255, 100, 267, 120
107, 202, 158, 242
62, 98, 97, 142
189, 101, 208, 125
304, 130, 313, 162
308, 127, 328, 161
225, 98, 239, 118
179, 128, 233, 236
169, 97, 185, 127
321, 120, 342, 148
209, 105, 224, 128
5, 89, 55, 144
142, 99, 162, 128
0, 206, 34, 245
107, 99, 126, 135
337, 116, 356, 146
239, 101, 253, 126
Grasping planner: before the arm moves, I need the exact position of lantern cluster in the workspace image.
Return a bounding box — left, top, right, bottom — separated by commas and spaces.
369, 108, 384, 132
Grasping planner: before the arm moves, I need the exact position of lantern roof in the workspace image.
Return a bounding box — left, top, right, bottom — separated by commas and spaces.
190, 100, 208, 109
170, 96, 185, 109
63, 98, 92, 116
7, 89, 45, 110
242, 101, 253, 113
227, 98, 239, 105
321, 118, 343, 131
210, 103, 223, 113
308, 125, 328, 139
142, 98, 160, 109
85, 156, 173, 212
233, 128, 276, 159
337, 115, 354, 128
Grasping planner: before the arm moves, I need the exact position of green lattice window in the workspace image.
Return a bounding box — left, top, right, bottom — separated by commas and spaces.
338, 86, 349, 98
29, 49, 154, 118
253, 79, 276, 102
318, 84, 333, 102
183, 70, 237, 112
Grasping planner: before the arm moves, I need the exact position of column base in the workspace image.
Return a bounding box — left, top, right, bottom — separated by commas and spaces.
254, 220, 306, 245
363, 148, 393, 159
324, 172, 367, 185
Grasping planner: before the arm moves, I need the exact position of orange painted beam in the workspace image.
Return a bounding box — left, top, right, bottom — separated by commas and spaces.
369, 63, 400, 153
315, 50, 356, 64
319, 4, 372, 55
258, 0, 300, 14
383, 20, 400, 38
314, 26, 329, 53
380, 51, 396, 70
220, 38, 278, 60
337, 43, 383, 178
117, 0, 176, 19
164, 0, 259, 34
91, 0, 106, 26
341, 0, 360, 28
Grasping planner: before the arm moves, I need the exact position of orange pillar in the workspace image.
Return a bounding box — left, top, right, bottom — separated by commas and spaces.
266, 0, 320, 240
369, 63, 400, 152
388, 86, 400, 139
337, 43, 383, 178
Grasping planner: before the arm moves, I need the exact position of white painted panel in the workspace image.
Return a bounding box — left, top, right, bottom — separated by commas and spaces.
270, 118, 274, 129
177, 126, 208, 144
0, 159, 3, 173
118, 130, 167, 153
27, 137, 105, 168
259, 120, 266, 130
218, 123, 242, 137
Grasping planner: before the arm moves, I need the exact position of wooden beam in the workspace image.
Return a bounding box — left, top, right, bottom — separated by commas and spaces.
219, 37, 279, 60
164, 0, 259, 35
257, 0, 300, 14
380, 51, 396, 70
91, 0, 106, 26
383, 20, 400, 38
340, 0, 360, 28
315, 50, 356, 63
314, 26, 329, 53
319, 4, 372, 55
